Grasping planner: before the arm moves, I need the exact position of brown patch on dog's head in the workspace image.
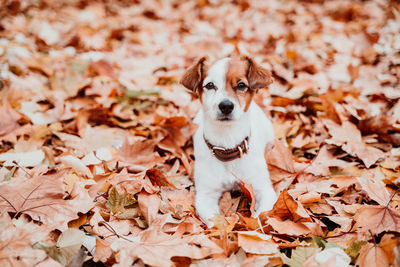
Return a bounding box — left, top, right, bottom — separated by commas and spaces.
225, 57, 273, 112
243, 56, 273, 90
180, 57, 207, 100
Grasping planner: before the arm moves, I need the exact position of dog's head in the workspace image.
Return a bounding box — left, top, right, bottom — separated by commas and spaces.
180, 56, 273, 122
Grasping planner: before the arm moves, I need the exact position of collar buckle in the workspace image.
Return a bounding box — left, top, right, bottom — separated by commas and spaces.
212, 146, 225, 155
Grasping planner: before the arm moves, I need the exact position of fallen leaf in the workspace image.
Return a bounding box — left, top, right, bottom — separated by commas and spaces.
264, 190, 311, 223
111, 230, 223, 267
146, 168, 177, 189
106, 186, 138, 219
60, 155, 93, 178
357, 177, 392, 206
117, 138, 163, 171
325, 120, 385, 168
281, 246, 319, 267
0, 150, 45, 167
0, 173, 93, 231
353, 205, 400, 235
356, 242, 390, 267
237, 231, 278, 255
138, 191, 161, 225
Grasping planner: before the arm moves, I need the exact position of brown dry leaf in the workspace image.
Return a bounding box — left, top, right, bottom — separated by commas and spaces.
138, 191, 161, 225
93, 237, 112, 263
266, 139, 297, 191
106, 185, 138, 219
359, 115, 400, 145
324, 120, 385, 167
353, 205, 400, 235
90, 60, 117, 80
305, 145, 355, 176
237, 231, 278, 255
0, 173, 93, 231
0, 213, 56, 267
356, 242, 390, 267
111, 229, 223, 266
357, 177, 392, 206
0, 102, 20, 136
264, 190, 311, 223
117, 138, 163, 171
146, 168, 177, 189
319, 95, 342, 124
266, 139, 295, 174
235, 176, 256, 216
267, 218, 311, 236
160, 187, 194, 218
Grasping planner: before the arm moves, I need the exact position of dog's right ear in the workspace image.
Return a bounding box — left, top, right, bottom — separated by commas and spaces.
180, 57, 207, 95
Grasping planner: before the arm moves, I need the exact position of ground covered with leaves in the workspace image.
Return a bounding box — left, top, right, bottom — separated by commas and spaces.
0, 0, 400, 266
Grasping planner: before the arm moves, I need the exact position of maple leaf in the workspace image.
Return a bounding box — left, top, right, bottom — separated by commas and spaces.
237, 231, 278, 255
0, 213, 55, 267
305, 145, 355, 176
0, 173, 94, 231
235, 175, 256, 216
353, 205, 400, 235
106, 186, 138, 219
356, 177, 392, 206
160, 186, 194, 218
264, 190, 311, 223
146, 168, 177, 189
138, 190, 161, 225
266, 143, 299, 195
117, 138, 163, 171
352, 177, 400, 235
111, 229, 223, 266
324, 120, 385, 168
356, 242, 390, 267
359, 115, 400, 145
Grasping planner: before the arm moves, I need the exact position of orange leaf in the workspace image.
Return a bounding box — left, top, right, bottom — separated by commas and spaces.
235, 176, 256, 216
146, 168, 177, 189
266, 190, 311, 223
138, 191, 161, 225
238, 231, 278, 254
353, 205, 400, 235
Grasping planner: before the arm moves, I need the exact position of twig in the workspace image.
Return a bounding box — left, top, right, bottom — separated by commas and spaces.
99, 221, 133, 243
12, 161, 32, 177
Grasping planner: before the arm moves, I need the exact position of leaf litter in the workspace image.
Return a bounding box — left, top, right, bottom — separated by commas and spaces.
1, 0, 400, 266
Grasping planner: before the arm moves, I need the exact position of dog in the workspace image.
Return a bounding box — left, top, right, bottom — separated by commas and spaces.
180, 56, 277, 227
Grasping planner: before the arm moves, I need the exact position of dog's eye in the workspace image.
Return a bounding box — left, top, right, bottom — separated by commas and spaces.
235, 82, 247, 91
204, 82, 215, 90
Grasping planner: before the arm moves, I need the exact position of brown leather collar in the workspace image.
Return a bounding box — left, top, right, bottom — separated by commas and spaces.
204, 136, 249, 162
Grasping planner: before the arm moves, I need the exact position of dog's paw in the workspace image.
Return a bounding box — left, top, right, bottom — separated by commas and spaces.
253, 198, 277, 218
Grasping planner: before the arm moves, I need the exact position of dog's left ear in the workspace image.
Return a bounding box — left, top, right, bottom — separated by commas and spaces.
243, 56, 273, 90
180, 57, 207, 94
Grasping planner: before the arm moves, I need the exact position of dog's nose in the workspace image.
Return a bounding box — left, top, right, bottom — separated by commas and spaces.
218, 100, 234, 115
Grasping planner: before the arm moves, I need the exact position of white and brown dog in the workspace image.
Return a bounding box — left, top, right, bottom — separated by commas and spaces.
181, 56, 277, 227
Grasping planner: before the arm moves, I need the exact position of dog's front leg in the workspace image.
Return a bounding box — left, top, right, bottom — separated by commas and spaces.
253, 183, 277, 217
250, 166, 277, 217
195, 190, 221, 228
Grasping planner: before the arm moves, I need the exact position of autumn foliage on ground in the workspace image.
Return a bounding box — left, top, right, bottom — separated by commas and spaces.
0, 0, 400, 266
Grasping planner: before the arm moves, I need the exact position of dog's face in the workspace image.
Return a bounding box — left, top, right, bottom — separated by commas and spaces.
181, 56, 273, 122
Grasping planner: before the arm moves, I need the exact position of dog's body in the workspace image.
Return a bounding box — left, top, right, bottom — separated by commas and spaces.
181, 57, 277, 227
